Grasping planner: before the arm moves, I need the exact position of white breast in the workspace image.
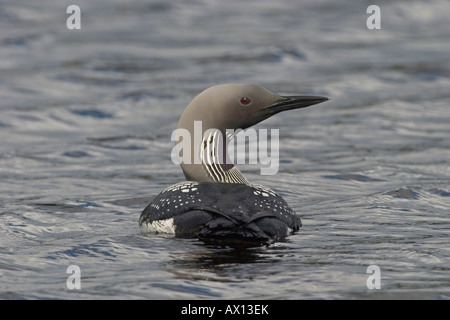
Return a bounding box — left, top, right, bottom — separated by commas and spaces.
140, 218, 175, 234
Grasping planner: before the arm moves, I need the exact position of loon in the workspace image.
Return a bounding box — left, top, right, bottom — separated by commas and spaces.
139, 84, 328, 246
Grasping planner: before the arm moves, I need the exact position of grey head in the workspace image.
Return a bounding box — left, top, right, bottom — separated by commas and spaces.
175, 84, 328, 183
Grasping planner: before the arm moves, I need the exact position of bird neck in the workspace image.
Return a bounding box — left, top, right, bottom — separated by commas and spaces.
179, 127, 249, 184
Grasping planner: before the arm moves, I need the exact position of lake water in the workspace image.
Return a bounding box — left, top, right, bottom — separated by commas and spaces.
1, 0, 449, 299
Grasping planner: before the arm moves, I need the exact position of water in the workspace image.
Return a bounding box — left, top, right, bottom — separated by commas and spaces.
1, 0, 449, 299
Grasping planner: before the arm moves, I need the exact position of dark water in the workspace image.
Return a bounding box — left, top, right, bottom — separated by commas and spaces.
1, 0, 449, 299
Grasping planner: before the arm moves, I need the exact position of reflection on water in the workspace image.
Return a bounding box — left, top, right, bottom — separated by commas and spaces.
167, 244, 276, 281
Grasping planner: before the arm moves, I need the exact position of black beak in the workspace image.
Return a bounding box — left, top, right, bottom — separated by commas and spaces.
242, 94, 329, 129
267, 95, 329, 114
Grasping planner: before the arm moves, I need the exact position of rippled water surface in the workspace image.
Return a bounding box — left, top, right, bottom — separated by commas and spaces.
1, 0, 449, 299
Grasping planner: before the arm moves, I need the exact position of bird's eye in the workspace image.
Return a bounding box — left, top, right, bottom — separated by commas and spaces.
240, 97, 251, 106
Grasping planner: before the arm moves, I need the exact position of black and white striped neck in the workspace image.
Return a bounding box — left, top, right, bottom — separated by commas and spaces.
185, 128, 249, 184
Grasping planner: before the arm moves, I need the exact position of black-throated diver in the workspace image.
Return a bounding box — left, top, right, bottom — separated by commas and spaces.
139, 84, 328, 246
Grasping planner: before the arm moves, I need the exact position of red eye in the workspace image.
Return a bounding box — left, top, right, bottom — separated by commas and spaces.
240, 97, 251, 106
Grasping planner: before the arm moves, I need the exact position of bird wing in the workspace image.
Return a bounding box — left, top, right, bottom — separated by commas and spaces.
139, 181, 301, 231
